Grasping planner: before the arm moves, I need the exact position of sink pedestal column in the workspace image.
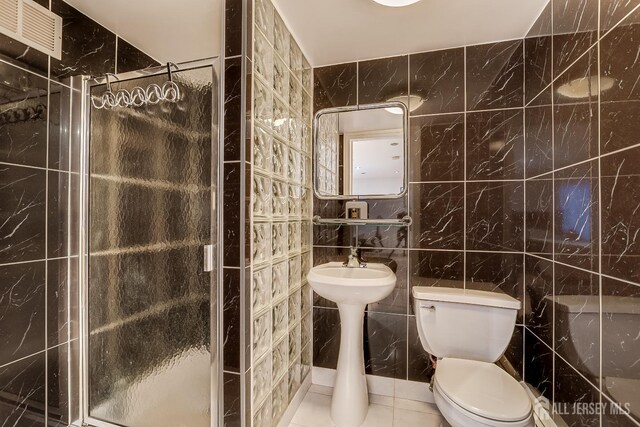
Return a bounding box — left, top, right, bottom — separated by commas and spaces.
331, 303, 368, 427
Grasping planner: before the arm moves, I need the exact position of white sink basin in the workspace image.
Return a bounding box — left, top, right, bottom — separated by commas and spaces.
306, 261, 397, 427
307, 262, 396, 305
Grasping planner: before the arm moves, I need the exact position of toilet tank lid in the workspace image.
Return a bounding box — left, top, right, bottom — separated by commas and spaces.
412, 287, 520, 310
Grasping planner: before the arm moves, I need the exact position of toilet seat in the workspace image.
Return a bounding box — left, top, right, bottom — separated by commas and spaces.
434, 358, 533, 425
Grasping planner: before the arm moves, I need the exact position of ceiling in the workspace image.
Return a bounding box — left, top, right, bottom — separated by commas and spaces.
273, 0, 549, 66
63, 0, 221, 63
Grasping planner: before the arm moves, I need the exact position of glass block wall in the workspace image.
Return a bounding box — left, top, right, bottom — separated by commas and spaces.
315, 115, 340, 195
251, 0, 314, 425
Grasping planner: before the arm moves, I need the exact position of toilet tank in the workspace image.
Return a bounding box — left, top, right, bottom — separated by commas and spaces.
413, 287, 520, 363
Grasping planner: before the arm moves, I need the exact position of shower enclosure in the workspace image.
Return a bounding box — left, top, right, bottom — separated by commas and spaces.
77, 59, 221, 427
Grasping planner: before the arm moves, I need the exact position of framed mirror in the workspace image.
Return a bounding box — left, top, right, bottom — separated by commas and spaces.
313, 102, 408, 199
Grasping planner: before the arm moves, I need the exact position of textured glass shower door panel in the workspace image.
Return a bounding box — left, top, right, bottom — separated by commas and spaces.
87, 67, 214, 427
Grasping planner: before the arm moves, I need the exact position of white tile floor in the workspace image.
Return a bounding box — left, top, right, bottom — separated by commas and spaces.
288, 385, 450, 427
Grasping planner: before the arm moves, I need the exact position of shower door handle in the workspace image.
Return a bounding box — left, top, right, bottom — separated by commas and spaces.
204, 244, 214, 272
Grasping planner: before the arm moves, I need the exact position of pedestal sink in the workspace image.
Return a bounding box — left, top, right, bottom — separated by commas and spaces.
307, 262, 396, 427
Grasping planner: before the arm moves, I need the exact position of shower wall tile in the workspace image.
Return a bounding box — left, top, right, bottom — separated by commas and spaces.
223, 268, 242, 372
601, 0, 640, 31
116, 37, 159, 73
554, 43, 599, 106
364, 312, 407, 379
524, 105, 553, 177
226, 0, 244, 57
525, 176, 553, 256
553, 101, 599, 169
0, 352, 46, 426
466, 252, 524, 320
409, 114, 464, 182
552, 0, 598, 76
527, 0, 552, 39
47, 172, 70, 258
601, 146, 640, 284
48, 82, 71, 171
506, 326, 524, 378
0, 33, 49, 76
466, 109, 525, 180
47, 259, 70, 347
524, 256, 553, 345
600, 17, 640, 155
407, 316, 433, 382
553, 160, 599, 271
0, 65, 48, 169
312, 307, 340, 370
51, 0, 117, 79
409, 48, 464, 116
466, 40, 524, 110
224, 372, 242, 426
524, 34, 552, 105
466, 181, 524, 252
0, 262, 46, 366
409, 250, 464, 315
523, 329, 553, 400
361, 248, 408, 315
313, 63, 358, 112
554, 355, 601, 427
358, 56, 408, 105
601, 277, 640, 424
48, 344, 69, 426
554, 264, 600, 386
409, 183, 464, 250
225, 57, 244, 161
0, 165, 46, 264
223, 162, 242, 266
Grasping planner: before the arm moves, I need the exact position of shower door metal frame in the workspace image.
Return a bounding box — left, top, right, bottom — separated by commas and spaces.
77, 57, 223, 427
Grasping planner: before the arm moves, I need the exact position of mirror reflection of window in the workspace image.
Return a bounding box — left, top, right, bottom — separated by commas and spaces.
346, 131, 404, 195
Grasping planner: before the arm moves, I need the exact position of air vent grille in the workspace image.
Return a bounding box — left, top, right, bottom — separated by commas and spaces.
22, 2, 56, 51
0, 0, 19, 33
0, 0, 62, 59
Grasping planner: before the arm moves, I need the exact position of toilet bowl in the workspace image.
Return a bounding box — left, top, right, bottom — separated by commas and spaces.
412, 287, 534, 427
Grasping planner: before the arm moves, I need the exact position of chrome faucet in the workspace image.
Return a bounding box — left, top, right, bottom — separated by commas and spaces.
344, 247, 367, 268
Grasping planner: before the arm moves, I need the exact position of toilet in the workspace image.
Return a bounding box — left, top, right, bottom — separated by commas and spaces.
413, 287, 534, 427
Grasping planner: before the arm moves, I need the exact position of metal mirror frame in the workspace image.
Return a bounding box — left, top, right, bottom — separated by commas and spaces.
313, 101, 409, 200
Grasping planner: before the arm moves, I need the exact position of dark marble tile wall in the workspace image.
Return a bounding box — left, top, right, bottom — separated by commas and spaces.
523, 2, 640, 426
222, 0, 252, 425
313, 37, 528, 385
313, 8, 640, 425
0, 2, 159, 425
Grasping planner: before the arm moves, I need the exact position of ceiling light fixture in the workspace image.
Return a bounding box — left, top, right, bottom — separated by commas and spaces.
372, 0, 421, 7
385, 95, 424, 115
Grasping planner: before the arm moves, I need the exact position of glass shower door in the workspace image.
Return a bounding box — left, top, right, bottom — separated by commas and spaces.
82, 64, 217, 427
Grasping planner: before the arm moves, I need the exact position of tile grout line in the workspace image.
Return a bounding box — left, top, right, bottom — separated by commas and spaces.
44, 55, 51, 426
596, 4, 604, 423
463, 45, 467, 291
521, 36, 527, 381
